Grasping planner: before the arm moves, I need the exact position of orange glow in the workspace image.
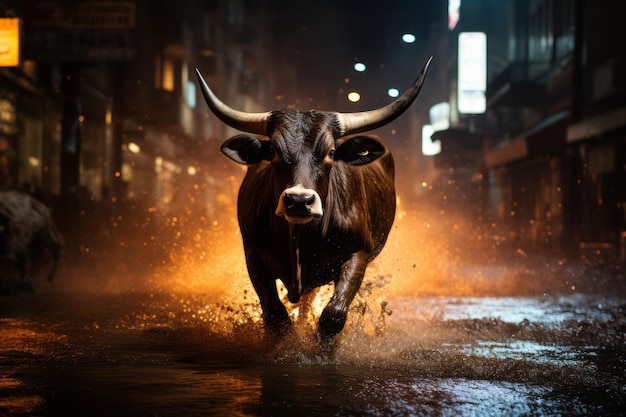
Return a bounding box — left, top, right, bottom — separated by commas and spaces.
54, 159, 539, 336
140, 190, 516, 331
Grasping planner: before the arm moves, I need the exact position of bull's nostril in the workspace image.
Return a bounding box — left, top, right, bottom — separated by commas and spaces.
285, 195, 312, 206
283, 194, 316, 213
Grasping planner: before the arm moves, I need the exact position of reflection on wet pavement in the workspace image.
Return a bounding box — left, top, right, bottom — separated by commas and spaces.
1, 206, 625, 415
1, 277, 625, 416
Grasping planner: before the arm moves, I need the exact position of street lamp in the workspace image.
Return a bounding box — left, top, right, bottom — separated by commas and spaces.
354, 62, 366, 72
401, 33, 416, 44
347, 91, 361, 102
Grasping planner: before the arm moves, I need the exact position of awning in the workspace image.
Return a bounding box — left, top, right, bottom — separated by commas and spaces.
431, 127, 483, 149
0, 68, 45, 96
567, 107, 626, 143
484, 111, 569, 168
430, 127, 484, 170
484, 138, 527, 168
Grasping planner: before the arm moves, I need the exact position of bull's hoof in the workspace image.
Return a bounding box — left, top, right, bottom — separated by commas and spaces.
317, 307, 347, 342
264, 317, 292, 338
316, 332, 339, 358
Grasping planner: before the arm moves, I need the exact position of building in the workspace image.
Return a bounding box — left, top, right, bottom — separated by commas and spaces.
428, 0, 625, 264
0, 0, 295, 251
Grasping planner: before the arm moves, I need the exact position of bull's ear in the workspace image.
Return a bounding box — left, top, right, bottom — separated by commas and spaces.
334, 135, 387, 165
220, 134, 272, 165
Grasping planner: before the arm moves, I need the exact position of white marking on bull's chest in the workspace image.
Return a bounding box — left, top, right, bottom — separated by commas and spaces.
295, 246, 302, 296
289, 223, 304, 300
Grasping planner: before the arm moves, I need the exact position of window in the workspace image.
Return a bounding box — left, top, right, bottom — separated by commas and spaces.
162, 58, 175, 91
529, 0, 553, 61
187, 81, 196, 108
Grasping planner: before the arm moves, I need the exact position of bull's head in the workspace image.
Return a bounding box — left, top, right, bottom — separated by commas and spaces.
196, 57, 432, 225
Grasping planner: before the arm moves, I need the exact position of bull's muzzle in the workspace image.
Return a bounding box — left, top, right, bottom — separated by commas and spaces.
275, 184, 323, 224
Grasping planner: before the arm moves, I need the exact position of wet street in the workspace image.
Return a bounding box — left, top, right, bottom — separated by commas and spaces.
1, 213, 626, 416
2, 269, 626, 415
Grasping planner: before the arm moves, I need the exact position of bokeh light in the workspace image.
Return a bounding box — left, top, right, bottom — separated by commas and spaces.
402, 33, 416, 43
347, 91, 361, 102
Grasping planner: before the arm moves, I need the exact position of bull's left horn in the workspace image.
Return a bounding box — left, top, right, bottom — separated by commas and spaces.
336, 56, 433, 137
195, 68, 270, 135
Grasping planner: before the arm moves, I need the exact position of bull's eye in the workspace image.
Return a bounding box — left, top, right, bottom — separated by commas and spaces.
328, 149, 336, 160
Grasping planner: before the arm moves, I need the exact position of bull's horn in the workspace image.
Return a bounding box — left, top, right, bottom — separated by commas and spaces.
195, 68, 271, 135
336, 56, 433, 137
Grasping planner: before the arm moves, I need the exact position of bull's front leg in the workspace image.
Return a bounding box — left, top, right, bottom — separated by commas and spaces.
245, 248, 291, 336
318, 251, 368, 341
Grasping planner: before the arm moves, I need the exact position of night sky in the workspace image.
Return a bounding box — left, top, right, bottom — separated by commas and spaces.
268, 0, 444, 111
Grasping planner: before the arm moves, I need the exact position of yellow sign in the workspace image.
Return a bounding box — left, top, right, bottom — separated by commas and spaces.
0, 18, 20, 67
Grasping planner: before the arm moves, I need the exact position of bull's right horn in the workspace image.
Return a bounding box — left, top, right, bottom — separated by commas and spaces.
336, 56, 433, 137
196, 68, 271, 135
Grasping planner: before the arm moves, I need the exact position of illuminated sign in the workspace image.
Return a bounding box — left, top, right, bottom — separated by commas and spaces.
448, 0, 461, 30
422, 124, 441, 156
0, 18, 20, 67
422, 102, 449, 156
429, 102, 450, 131
458, 32, 486, 114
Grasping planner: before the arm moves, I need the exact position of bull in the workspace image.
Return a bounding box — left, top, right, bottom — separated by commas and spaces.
196, 57, 431, 341
0, 191, 63, 293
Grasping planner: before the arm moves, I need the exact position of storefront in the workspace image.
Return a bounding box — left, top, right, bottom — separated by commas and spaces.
0, 67, 61, 197
567, 107, 626, 263
484, 112, 570, 253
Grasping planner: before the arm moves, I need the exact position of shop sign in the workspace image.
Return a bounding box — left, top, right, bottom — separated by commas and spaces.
23, 1, 135, 62
0, 18, 20, 67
